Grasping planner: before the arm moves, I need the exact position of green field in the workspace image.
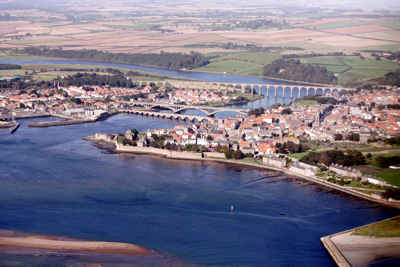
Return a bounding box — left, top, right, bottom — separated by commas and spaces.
196, 51, 280, 76
374, 170, 400, 187
196, 59, 263, 75
301, 56, 399, 85
352, 217, 400, 238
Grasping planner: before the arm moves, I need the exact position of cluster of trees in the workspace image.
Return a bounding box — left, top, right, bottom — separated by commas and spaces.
276, 141, 309, 154
301, 150, 366, 167
263, 59, 338, 84
21, 47, 210, 70
0, 78, 53, 90
385, 136, 400, 146
282, 52, 346, 59
281, 108, 292, 115
382, 188, 400, 200
63, 73, 137, 88
248, 107, 265, 117
378, 68, 400, 86
334, 133, 360, 142
0, 64, 21, 70
375, 156, 400, 168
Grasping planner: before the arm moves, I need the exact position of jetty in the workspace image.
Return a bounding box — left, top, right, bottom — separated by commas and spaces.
9, 122, 20, 134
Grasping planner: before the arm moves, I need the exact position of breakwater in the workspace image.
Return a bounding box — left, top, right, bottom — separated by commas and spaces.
28, 119, 96, 128
13, 112, 51, 119
321, 216, 400, 266
9, 122, 20, 134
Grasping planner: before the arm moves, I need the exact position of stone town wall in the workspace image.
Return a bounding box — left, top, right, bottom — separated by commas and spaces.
204, 152, 226, 159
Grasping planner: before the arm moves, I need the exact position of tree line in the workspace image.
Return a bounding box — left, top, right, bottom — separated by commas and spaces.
263, 59, 338, 84
300, 150, 366, 167
20, 47, 210, 70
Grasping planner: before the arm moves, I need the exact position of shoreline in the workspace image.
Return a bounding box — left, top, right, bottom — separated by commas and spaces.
86, 135, 400, 209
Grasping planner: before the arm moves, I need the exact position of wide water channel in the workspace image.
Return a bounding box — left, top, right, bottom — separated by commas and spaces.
0, 115, 398, 266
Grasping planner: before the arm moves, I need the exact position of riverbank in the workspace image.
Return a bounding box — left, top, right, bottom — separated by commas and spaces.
0, 229, 150, 255
321, 216, 400, 266
86, 134, 400, 209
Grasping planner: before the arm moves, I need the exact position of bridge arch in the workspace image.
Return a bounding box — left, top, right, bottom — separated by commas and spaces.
151, 105, 175, 112
293, 87, 300, 98
174, 107, 209, 116
316, 88, 323, 95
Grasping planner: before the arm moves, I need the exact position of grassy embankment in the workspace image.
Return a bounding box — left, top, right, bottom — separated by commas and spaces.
352, 217, 400, 238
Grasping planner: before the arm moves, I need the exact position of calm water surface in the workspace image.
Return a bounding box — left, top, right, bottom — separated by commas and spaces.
0, 115, 398, 266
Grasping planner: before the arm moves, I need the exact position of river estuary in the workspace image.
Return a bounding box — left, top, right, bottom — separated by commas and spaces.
0, 115, 398, 266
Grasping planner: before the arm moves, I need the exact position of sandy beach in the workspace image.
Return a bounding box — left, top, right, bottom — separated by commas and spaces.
0, 230, 150, 255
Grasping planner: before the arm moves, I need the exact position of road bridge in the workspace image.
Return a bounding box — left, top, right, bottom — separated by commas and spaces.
121, 101, 249, 117
119, 109, 216, 123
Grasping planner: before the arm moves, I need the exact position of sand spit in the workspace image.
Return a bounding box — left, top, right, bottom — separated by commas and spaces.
0, 230, 150, 255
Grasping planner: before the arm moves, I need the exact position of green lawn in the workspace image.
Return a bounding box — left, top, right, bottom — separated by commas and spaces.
352, 217, 400, 238
288, 152, 309, 160
374, 170, 400, 187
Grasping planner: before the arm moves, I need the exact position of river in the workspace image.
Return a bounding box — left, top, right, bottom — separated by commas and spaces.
0, 59, 324, 110
0, 115, 397, 266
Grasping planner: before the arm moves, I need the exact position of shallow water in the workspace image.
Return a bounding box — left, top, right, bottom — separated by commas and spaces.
0, 115, 398, 266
